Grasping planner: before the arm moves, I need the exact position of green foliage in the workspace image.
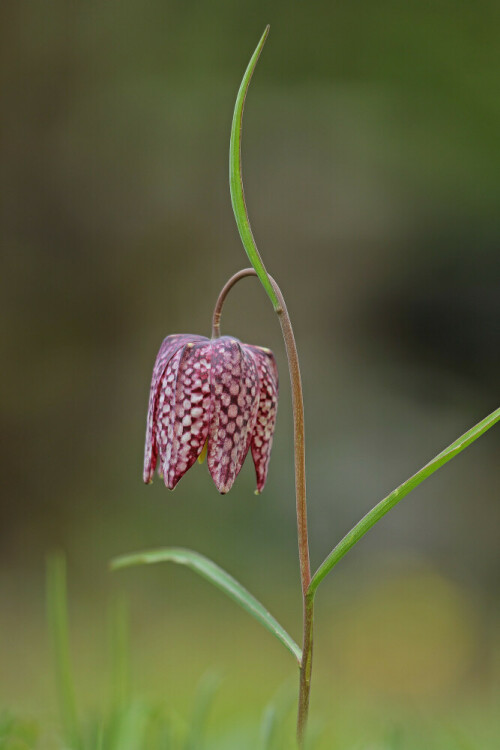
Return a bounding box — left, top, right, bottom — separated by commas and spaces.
258, 684, 298, 750
41, 556, 296, 749
111, 547, 301, 662
184, 673, 220, 750
109, 595, 130, 716
0, 713, 38, 750
259, 704, 277, 750
229, 26, 280, 311
109, 399, 499, 676
309, 406, 500, 594
8, 559, 500, 748
46, 554, 82, 750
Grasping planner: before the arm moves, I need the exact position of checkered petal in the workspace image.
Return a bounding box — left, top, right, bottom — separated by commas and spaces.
161, 339, 212, 489
143, 334, 205, 483
144, 332, 278, 496
247, 346, 279, 493
207, 337, 260, 494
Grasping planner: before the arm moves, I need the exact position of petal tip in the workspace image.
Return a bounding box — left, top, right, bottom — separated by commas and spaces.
212, 473, 235, 495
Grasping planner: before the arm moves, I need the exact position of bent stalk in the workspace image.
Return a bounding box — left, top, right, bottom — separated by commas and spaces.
213, 268, 313, 746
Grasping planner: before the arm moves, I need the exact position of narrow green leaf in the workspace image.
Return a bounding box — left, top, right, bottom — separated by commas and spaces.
309, 406, 500, 596
111, 547, 301, 663
230, 26, 281, 312
184, 672, 220, 750
259, 682, 297, 750
111, 702, 150, 750
260, 704, 278, 750
109, 595, 130, 715
46, 554, 82, 750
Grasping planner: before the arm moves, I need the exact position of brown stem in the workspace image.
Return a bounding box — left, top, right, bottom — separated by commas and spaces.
212, 268, 313, 747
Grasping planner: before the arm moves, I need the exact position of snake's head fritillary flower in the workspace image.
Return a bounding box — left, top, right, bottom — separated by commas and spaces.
144, 335, 278, 494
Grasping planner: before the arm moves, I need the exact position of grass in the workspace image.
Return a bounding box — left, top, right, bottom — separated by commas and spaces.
2, 695, 500, 750
2, 556, 499, 749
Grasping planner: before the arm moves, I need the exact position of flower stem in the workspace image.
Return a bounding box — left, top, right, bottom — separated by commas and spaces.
297, 592, 314, 745
212, 268, 313, 747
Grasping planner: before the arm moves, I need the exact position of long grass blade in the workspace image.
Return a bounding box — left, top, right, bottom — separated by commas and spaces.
46, 554, 82, 750
111, 547, 301, 663
229, 26, 280, 311
184, 672, 220, 750
109, 595, 130, 715
259, 704, 277, 750
112, 702, 149, 750
309, 406, 500, 595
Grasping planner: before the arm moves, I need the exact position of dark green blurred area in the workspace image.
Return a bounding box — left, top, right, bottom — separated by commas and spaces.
1, 0, 499, 740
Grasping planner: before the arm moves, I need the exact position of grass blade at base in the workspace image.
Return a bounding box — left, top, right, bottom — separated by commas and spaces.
46, 554, 82, 750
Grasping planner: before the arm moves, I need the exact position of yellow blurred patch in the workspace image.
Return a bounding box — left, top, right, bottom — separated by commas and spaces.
328, 567, 478, 699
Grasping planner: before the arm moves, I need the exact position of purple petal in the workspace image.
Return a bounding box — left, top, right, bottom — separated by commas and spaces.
161, 340, 212, 489
143, 334, 205, 484
246, 346, 279, 493
207, 337, 260, 494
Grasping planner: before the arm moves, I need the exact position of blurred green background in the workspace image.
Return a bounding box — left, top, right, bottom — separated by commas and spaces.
1, 1, 499, 746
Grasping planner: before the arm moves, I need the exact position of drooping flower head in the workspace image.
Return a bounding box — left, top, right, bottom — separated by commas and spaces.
144, 335, 278, 494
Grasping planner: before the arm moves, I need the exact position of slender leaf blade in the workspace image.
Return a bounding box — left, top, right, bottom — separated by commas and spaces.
184, 672, 220, 750
46, 554, 82, 750
111, 547, 301, 663
111, 702, 150, 750
109, 595, 130, 715
309, 406, 500, 595
229, 26, 280, 311
260, 704, 278, 750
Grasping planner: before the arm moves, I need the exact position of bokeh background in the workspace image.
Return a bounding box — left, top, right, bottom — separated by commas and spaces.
1, 1, 499, 746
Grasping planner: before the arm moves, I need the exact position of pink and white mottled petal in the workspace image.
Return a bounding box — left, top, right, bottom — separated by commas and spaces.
154, 347, 184, 479
144, 335, 189, 482
207, 337, 260, 494
143, 334, 206, 483
247, 346, 279, 493
237, 347, 261, 468
162, 341, 212, 489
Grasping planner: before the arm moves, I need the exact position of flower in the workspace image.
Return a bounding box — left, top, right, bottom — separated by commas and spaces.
144, 334, 278, 494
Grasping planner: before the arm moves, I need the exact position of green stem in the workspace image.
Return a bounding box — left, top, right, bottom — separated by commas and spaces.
297, 593, 314, 746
